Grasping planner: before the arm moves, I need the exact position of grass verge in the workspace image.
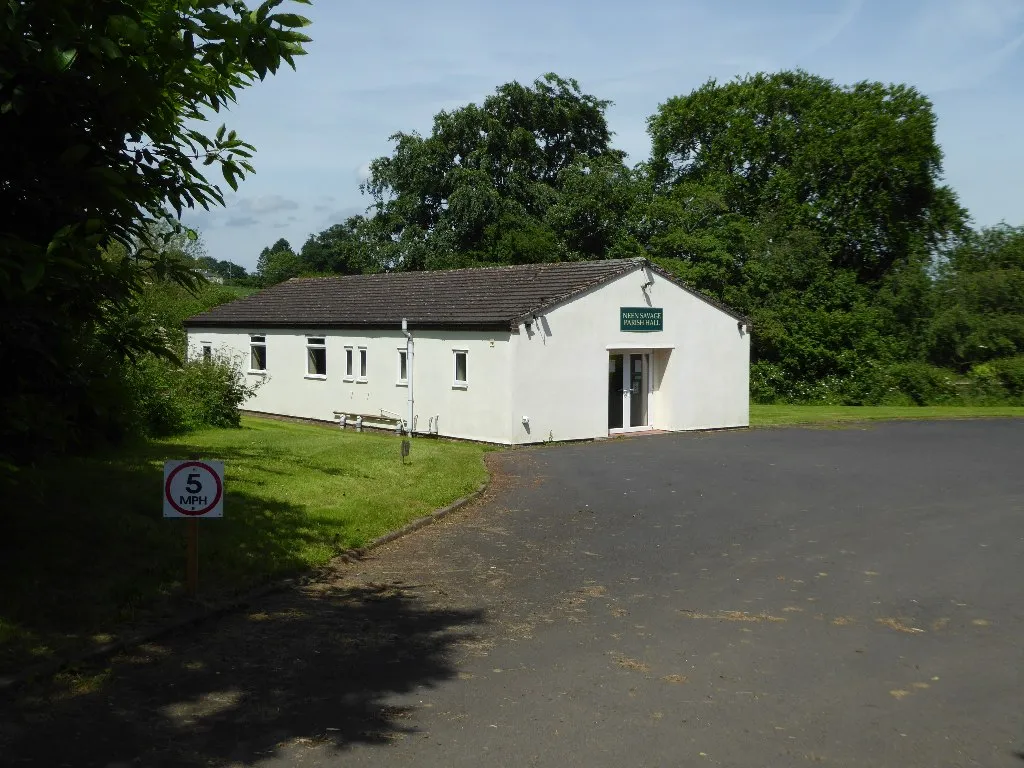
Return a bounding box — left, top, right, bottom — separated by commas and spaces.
0, 416, 487, 677
751, 404, 1024, 427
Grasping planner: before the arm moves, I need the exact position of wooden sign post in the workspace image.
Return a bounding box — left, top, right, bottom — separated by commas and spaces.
186, 519, 200, 596
164, 460, 224, 597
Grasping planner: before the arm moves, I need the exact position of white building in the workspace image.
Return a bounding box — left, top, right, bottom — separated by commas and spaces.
185, 258, 750, 444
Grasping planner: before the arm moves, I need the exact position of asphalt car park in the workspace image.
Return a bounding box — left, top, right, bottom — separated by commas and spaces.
4, 419, 1023, 767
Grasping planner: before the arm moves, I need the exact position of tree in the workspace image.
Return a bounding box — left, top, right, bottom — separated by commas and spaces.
256, 237, 300, 285
260, 238, 295, 259
544, 155, 646, 261
361, 73, 626, 269
299, 216, 376, 274
0, 0, 312, 462
197, 256, 248, 282
643, 71, 970, 400
257, 248, 302, 287
647, 71, 965, 284
642, 179, 752, 304
222, 261, 249, 281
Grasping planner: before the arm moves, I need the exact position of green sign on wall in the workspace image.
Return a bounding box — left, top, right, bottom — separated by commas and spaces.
620, 307, 663, 332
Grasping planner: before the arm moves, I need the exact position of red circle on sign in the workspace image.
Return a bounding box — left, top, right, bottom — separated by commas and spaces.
165, 461, 223, 516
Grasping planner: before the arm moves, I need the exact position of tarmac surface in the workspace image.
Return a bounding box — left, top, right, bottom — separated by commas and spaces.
3, 419, 1023, 767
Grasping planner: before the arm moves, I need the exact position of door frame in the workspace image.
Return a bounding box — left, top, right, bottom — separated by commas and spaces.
608, 349, 653, 435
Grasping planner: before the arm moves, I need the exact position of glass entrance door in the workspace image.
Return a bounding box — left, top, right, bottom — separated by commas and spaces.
608, 352, 649, 432
628, 353, 647, 427
608, 353, 624, 429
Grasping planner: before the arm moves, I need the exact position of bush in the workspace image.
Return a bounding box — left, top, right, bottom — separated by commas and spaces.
750, 362, 787, 404
121, 279, 260, 438
125, 353, 258, 437
990, 356, 1024, 401
878, 362, 960, 405
176, 355, 258, 430
967, 356, 1024, 405
752, 359, 987, 406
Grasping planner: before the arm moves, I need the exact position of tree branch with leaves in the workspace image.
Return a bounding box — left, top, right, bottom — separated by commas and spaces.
0, 0, 312, 461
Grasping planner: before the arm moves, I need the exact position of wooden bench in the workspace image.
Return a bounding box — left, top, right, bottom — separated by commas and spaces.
333, 411, 406, 434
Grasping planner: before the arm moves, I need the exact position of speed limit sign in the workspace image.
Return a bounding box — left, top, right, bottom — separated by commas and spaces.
163, 460, 224, 518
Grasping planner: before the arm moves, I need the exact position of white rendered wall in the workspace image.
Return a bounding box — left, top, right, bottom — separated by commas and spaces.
187, 328, 514, 444
508, 267, 750, 444
187, 267, 749, 445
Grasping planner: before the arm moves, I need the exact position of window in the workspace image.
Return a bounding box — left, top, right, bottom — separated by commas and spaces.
306, 337, 326, 377
344, 347, 354, 380
249, 335, 267, 372
397, 349, 408, 385
201, 344, 212, 363
453, 350, 468, 388
358, 347, 368, 381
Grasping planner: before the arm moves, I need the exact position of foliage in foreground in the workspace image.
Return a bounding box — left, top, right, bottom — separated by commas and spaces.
0, 0, 311, 464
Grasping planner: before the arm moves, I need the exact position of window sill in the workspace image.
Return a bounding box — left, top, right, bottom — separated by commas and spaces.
247, 370, 267, 376
356, 377, 369, 384
452, 382, 468, 390
304, 374, 328, 380
342, 376, 355, 382
396, 381, 408, 387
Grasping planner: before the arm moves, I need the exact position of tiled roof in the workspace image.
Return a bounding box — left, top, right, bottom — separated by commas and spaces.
184, 258, 748, 330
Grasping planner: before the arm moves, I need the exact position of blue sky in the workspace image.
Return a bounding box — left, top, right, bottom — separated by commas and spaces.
184, 0, 1024, 270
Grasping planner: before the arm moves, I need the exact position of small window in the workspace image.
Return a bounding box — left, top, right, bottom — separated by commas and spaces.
453, 350, 468, 388
306, 336, 326, 377
249, 335, 267, 372
344, 347, 354, 380
358, 347, 368, 381
397, 349, 408, 385
201, 344, 212, 363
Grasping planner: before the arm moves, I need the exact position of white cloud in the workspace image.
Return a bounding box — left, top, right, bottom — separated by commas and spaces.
236, 195, 300, 216
802, 0, 865, 57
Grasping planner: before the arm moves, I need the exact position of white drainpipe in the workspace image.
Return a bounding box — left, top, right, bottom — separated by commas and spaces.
401, 318, 414, 436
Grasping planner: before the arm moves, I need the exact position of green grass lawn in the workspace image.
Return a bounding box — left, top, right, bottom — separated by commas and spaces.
0, 416, 486, 676
751, 404, 1024, 426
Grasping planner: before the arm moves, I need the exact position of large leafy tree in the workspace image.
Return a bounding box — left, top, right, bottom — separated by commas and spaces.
645, 71, 967, 396
647, 70, 965, 284
362, 73, 627, 269
0, 0, 311, 460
